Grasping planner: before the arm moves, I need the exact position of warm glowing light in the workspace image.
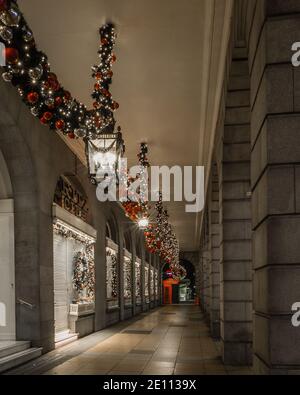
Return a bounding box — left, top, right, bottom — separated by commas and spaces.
138, 218, 149, 229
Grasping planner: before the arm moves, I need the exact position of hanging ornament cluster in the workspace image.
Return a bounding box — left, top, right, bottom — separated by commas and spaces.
122, 142, 150, 223
144, 193, 186, 280
88, 23, 118, 137
0, 1, 119, 139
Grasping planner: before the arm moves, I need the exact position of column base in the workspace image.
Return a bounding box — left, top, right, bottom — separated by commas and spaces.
221, 340, 252, 366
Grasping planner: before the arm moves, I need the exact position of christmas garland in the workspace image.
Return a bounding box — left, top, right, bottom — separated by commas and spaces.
53, 221, 95, 246
0, 1, 118, 138
122, 143, 150, 222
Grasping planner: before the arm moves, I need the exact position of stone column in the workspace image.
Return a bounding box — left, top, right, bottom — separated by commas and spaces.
249, 0, 300, 374
220, 53, 252, 365
209, 165, 221, 338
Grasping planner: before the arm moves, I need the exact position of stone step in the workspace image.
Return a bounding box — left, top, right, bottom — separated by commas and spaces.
55, 331, 78, 349
0, 341, 31, 359
0, 347, 43, 373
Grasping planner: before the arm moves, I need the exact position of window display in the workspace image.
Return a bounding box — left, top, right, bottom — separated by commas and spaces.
106, 238, 119, 310
155, 269, 159, 300
124, 250, 132, 306
135, 259, 141, 305
145, 264, 149, 303
53, 217, 96, 337
150, 266, 154, 301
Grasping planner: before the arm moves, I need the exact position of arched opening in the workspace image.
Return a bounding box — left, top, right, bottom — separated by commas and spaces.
52, 175, 96, 346
0, 149, 15, 341
162, 260, 195, 305
134, 233, 142, 311
105, 213, 120, 318
123, 231, 133, 316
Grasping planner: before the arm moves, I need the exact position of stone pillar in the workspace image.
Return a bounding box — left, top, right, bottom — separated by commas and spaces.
249, 0, 300, 374
220, 53, 252, 365
203, 210, 211, 319
209, 165, 221, 338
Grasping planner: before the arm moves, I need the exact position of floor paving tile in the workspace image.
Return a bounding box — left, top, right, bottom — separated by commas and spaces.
6, 305, 253, 376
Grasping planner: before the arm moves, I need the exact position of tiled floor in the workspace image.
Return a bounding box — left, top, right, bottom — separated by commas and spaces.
6, 305, 253, 375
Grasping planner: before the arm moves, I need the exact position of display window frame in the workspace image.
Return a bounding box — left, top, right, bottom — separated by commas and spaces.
52, 204, 97, 340
145, 262, 150, 304
106, 237, 119, 311
124, 248, 133, 307
135, 257, 142, 306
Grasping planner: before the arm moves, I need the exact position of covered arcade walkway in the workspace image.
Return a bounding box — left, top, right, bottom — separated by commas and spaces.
6, 306, 252, 375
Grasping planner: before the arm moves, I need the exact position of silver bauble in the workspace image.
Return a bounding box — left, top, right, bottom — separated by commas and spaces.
23, 29, 34, 43
2, 72, 13, 82
31, 107, 39, 117
45, 97, 54, 107
0, 7, 21, 27
28, 65, 43, 81
74, 128, 86, 138
0, 25, 13, 42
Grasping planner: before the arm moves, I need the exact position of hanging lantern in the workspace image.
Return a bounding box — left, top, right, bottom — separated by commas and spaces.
85, 131, 124, 185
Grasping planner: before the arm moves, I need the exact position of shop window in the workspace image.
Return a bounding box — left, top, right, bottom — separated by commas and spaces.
150, 266, 154, 301
106, 238, 119, 310
124, 251, 132, 307
145, 264, 149, 304
155, 269, 159, 300
53, 175, 96, 341
135, 258, 142, 306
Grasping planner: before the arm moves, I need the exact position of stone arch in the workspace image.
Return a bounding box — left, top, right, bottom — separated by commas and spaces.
106, 212, 119, 245
0, 148, 15, 340
0, 150, 13, 199
0, 101, 39, 345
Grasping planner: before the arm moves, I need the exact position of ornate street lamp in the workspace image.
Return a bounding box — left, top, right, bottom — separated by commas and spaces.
85, 131, 125, 185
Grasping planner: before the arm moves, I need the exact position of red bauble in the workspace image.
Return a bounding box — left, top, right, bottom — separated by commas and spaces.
101, 38, 108, 45
112, 101, 119, 110
48, 72, 57, 81
93, 101, 100, 109
55, 119, 65, 130
111, 54, 117, 63
40, 117, 48, 125
4, 47, 19, 64
107, 71, 113, 78
95, 72, 102, 80
55, 96, 63, 107
27, 92, 39, 104
0, 0, 8, 11
64, 91, 71, 101
94, 83, 100, 91
68, 132, 75, 139
43, 112, 53, 121
49, 78, 60, 91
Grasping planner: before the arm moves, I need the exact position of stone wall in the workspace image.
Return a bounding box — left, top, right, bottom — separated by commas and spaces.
248, 0, 300, 374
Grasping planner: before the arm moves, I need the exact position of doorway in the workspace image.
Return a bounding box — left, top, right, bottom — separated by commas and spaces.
0, 151, 15, 340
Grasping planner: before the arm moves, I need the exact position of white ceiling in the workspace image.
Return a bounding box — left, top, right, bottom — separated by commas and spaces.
18, 0, 233, 251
